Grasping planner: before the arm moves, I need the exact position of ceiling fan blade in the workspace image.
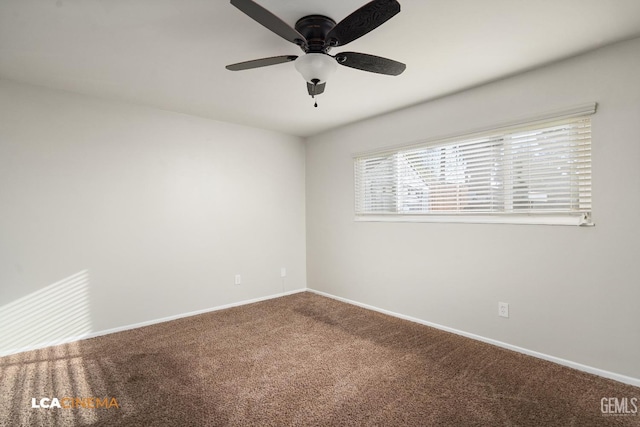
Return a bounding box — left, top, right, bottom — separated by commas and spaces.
226, 55, 298, 71
307, 81, 326, 96
327, 0, 400, 47
230, 0, 307, 46
335, 52, 406, 75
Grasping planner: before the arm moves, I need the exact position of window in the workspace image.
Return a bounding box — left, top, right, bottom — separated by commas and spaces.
354, 109, 594, 225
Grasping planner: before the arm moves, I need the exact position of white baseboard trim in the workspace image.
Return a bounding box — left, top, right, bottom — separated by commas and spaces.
0, 288, 306, 357
307, 288, 640, 388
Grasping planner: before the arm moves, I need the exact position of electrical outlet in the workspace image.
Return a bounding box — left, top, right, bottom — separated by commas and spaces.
280, 267, 287, 278
498, 302, 509, 318
234, 274, 241, 285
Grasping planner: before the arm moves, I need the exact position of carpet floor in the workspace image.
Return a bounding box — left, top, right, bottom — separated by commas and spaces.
0, 292, 638, 426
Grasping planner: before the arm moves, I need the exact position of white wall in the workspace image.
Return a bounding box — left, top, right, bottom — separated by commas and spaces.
306, 37, 640, 380
0, 80, 306, 354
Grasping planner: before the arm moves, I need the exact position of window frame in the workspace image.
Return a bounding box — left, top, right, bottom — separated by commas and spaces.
353, 103, 596, 226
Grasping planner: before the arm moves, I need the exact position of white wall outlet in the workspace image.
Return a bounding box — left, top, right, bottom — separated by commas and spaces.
234, 274, 241, 285
498, 302, 509, 318
280, 267, 287, 278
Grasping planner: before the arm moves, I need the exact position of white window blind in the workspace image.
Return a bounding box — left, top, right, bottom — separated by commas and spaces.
354, 114, 593, 225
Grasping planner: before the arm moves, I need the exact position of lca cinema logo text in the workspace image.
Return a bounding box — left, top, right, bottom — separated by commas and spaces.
601, 397, 638, 416
31, 397, 120, 409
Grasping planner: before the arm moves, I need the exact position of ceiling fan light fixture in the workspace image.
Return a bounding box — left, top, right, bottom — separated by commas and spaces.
294, 53, 337, 84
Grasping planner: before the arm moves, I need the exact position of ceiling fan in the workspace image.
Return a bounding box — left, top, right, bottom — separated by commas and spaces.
225, 0, 406, 106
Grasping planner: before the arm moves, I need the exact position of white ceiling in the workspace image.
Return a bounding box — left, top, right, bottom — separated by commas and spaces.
1, 0, 640, 137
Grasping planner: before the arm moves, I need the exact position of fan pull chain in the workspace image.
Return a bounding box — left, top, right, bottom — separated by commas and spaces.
310, 78, 319, 107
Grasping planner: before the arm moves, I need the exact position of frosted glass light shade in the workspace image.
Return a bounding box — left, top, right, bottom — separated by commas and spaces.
294, 53, 337, 83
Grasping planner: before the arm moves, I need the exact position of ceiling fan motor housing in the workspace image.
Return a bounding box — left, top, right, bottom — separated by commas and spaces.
294, 15, 337, 53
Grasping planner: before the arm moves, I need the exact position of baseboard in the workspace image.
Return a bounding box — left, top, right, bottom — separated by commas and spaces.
307, 288, 640, 388
0, 288, 306, 357
7, 286, 638, 388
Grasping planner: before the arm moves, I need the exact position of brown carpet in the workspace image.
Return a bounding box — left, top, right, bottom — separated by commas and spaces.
0, 292, 638, 426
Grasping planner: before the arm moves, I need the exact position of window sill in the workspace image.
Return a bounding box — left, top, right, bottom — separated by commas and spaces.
354, 213, 594, 226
